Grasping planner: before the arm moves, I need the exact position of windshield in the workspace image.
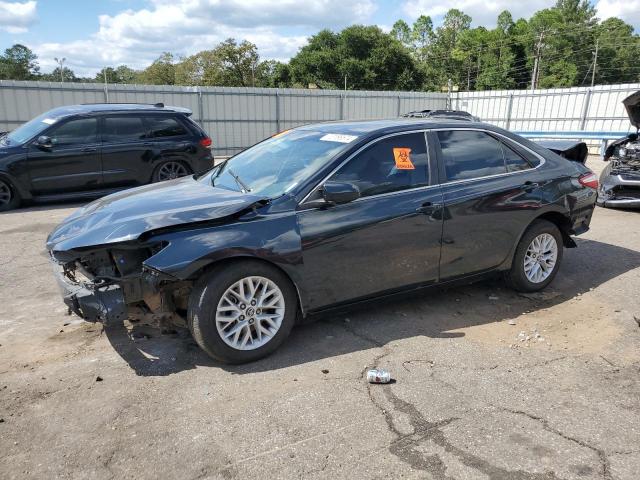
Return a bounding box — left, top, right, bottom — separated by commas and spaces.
205, 129, 356, 197
2, 112, 58, 145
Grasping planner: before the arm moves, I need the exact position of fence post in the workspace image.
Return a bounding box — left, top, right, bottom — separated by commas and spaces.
505, 94, 514, 130
103, 83, 109, 103
397, 96, 401, 116
580, 89, 592, 130
197, 89, 204, 124
275, 91, 281, 132
340, 94, 345, 120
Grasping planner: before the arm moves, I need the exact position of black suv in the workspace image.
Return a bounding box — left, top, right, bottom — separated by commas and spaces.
0, 103, 213, 211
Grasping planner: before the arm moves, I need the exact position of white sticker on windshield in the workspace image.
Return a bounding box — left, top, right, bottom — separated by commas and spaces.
320, 133, 358, 144
41, 118, 57, 125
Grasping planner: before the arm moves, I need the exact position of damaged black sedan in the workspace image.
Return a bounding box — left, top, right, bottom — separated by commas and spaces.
48, 119, 597, 363
597, 90, 640, 208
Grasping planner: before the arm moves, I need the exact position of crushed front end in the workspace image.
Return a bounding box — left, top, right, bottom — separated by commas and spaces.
49, 243, 190, 327
598, 133, 640, 208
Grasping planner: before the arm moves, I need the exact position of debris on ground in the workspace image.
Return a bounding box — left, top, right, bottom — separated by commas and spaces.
367, 368, 391, 384
508, 320, 516, 325
321, 369, 329, 374
95, 376, 103, 382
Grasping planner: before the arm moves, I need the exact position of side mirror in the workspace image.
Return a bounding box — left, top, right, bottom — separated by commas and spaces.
322, 181, 360, 205
35, 135, 53, 150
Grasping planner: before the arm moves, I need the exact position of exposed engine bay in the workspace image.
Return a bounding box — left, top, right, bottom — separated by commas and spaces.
52, 243, 192, 328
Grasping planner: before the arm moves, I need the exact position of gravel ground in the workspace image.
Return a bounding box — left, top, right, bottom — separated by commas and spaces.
1, 158, 639, 480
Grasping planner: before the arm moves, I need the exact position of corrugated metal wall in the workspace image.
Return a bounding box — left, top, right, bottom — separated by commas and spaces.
454, 83, 639, 134
0, 81, 447, 156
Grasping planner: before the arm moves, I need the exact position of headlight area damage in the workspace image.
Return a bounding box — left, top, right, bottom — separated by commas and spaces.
598, 90, 640, 208
50, 242, 192, 328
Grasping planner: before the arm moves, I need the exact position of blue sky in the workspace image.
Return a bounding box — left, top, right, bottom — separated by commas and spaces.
0, 0, 638, 76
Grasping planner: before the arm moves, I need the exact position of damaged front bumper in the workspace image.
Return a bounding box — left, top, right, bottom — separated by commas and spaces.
597, 172, 640, 209
51, 260, 128, 324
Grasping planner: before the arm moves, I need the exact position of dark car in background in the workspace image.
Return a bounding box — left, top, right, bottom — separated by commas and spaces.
597, 90, 640, 208
0, 103, 213, 211
47, 119, 597, 363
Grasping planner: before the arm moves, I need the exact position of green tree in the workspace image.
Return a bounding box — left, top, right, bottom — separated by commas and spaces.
40, 66, 76, 82
289, 25, 423, 90
140, 52, 176, 85
0, 44, 39, 80
390, 20, 412, 47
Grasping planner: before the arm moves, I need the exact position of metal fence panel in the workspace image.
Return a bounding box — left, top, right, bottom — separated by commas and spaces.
0, 81, 449, 155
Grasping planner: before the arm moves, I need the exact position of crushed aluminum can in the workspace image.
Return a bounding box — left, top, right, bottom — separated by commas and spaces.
367, 368, 391, 384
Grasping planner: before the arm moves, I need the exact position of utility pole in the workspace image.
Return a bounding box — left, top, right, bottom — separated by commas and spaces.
54, 57, 66, 82
344, 75, 347, 91
447, 78, 453, 109
103, 68, 109, 103
531, 31, 544, 91
591, 38, 599, 87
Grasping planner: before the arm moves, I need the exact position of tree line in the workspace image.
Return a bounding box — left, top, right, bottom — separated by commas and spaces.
1, 0, 638, 92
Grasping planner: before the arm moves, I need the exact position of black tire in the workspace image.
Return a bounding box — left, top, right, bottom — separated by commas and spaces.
505, 219, 564, 292
151, 161, 191, 183
187, 260, 297, 363
0, 178, 20, 212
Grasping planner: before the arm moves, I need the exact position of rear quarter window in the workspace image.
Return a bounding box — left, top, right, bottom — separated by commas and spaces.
145, 116, 188, 138
437, 130, 506, 181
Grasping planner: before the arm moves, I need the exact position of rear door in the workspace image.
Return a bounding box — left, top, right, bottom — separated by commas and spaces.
100, 114, 155, 188
143, 114, 194, 172
434, 129, 542, 280
27, 116, 101, 194
297, 131, 443, 310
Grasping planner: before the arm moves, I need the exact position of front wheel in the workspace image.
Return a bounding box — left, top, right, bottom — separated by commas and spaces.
0, 178, 20, 212
188, 261, 297, 363
505, 219, 563, 292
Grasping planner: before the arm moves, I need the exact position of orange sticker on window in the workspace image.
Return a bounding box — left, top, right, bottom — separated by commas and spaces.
393, 147, 414, 170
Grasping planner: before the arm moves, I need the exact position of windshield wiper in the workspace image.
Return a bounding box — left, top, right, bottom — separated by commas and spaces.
228, 168, 251, 193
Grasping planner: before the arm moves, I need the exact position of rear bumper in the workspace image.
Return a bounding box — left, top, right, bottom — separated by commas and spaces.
597, 172, 640, 209
51, 261, 127, 324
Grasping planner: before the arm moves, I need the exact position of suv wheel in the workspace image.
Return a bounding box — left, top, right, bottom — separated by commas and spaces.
0, 179, 20, 212
152, 161, 190, 182
506, 219, 563, 292
188, 261, 297, 363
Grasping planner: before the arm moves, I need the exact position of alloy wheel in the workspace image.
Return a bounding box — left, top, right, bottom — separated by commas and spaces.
157, 162, 188, 181
0, 180, 12, 207
523, 233, 558, 283
215, 276, 285, 351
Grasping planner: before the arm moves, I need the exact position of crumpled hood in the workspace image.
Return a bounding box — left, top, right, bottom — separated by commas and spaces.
623, 90, 640, 129
47, 174, 267, 252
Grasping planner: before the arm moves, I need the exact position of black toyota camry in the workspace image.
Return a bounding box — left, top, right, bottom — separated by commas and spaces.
47, 119, 598, 363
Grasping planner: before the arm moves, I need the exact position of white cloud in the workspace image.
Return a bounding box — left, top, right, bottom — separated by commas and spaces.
402, 0, 555, 27
0, 0, 37, 33
595, 0, 640, 29
32, 0, 375, 76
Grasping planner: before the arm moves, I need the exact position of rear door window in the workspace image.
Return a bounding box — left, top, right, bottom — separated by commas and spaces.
102, 116, 148, 143
330, 132, 429, 197
145, 116, 188, 138
437, 130, 506, 181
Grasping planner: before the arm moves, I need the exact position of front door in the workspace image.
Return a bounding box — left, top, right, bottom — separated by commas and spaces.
297, 131, 443, 311
27, 116, 101, 194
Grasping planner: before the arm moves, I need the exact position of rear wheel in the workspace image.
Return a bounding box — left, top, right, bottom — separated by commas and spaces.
188, 261, 297, 363
152, 161, 190, 182
0, 178, 20, 212
506, 220, 563, 292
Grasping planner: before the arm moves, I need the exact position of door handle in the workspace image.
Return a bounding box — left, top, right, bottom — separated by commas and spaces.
416, 201, 443, 214
523, 181, 540, 191
82, 146, 97, 153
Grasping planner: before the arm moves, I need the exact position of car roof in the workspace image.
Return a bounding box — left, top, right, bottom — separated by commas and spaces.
42, 103, 192, 120
297, 118, 492, 136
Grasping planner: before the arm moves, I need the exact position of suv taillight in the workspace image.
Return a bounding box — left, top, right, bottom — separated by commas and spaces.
578, 172, 598, 189
199, 137, 212, 148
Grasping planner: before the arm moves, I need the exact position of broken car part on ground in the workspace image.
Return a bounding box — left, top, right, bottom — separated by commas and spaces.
47, 118, 597, 363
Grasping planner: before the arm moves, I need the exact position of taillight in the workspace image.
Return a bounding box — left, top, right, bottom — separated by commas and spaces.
578, 172, 598, 189
199, 137, 212, 148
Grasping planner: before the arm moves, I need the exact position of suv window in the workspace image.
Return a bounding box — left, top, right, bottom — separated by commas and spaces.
49, 118, 97, 146
438, 130, 507, 181
330, 132, 429, 197
145, 116, 187, 138
102, 116, 148, 143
